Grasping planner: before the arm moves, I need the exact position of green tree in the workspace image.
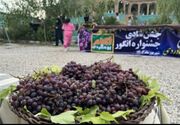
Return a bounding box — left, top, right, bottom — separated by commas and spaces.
0, 0, 114, 41
157, 0, 180, 24
0, 0, 43, 41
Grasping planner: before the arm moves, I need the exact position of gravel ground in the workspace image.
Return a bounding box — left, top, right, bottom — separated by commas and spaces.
0, 43, 179, 124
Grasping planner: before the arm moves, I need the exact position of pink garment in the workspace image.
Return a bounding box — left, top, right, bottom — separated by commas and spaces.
62, 23, 75, 48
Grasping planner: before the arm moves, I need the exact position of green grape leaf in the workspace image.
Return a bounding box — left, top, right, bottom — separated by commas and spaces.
74, 106, 83, 114
74, 106, 91, 115
137, 73, 171, 107
50, 111, 77, 124
10, 85, 16, 91
112, 110, 135, 120
78, 106, 99, 123
139, 74, 151, 86
0, 85, 16, 101
89, 105, 99, 116
100, 112, 117, 122
148, 79, 160, 91
140, 89, 157, 107
155, 92, 171, 101
92, 80, 96, 89
133, 68, 140, 75
155, 92, 172, 105
112, 111, 124, 118
35, 108, 51, 118
80, 115, 109, 124
80, 114, 94, 123
148, 89, 157, 98
91, 117, 109, 124
82, 108, 91, 115
77, 106, 134, 124
140, 83, 172, 107
0, 88, 10, 101
140, 95, 151, 107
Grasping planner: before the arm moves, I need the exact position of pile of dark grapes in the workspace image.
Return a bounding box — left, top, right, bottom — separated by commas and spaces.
10, 61, 150, 115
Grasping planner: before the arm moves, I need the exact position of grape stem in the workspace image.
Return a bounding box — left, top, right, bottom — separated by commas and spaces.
99, 56, 114, 62
123, 81, 129, 96
10, 73, 26, 80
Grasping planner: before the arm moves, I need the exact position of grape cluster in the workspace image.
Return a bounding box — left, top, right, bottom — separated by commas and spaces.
61, 61, 87, 80
10, 61, 149, 115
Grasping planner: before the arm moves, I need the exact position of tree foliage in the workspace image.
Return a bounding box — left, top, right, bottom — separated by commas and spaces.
157, 0, 180, 24
0, 0, 114, 41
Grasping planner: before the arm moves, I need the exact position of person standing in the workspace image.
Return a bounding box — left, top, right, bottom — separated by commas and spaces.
62, 18, 75, 51
101, 16, 105, 24
116, 12, 120, 22
55, 16, 63, 46
127, 16, 132, 26
77, 24, 92, 52
84, 13, 89, 24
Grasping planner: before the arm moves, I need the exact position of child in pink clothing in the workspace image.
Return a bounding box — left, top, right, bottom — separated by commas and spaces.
62, 18, 75, 51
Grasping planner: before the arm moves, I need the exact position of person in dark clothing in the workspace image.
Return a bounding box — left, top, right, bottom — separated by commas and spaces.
84, 14, 89, 23
55, 16, 63, 46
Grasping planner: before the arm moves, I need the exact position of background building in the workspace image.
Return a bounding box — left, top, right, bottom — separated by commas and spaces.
114, 0, 157, 15
113, 0, 157, 24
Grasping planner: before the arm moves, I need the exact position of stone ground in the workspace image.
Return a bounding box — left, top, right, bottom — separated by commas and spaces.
0, 43, 179, 123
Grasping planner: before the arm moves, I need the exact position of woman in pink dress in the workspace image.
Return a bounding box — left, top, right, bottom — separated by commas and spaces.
62, 18, 75, 51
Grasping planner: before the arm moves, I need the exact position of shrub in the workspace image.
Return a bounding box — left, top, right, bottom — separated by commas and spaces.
104, 16, 119, 25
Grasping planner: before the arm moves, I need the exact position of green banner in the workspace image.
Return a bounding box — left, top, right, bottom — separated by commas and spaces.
91, 34, 114, 53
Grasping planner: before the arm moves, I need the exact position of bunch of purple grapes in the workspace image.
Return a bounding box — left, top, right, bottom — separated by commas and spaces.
10, 61, 149, 115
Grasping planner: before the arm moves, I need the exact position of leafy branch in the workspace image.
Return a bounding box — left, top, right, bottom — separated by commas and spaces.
0, 85, 17, 102
135, 70, 172, 107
